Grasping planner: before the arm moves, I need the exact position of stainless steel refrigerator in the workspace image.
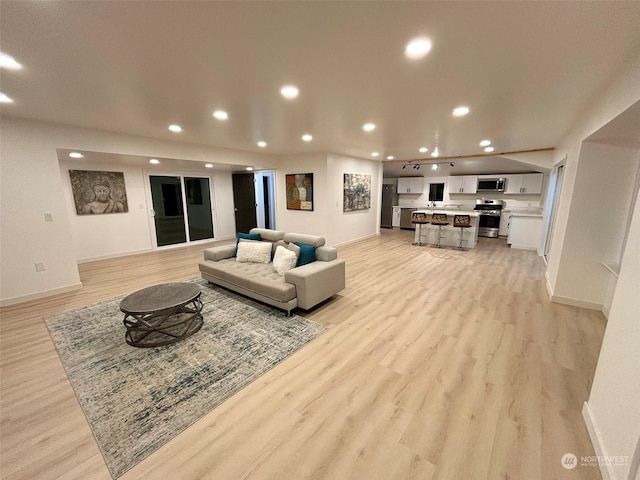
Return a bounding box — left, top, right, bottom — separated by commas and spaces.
380, 184, 399, 228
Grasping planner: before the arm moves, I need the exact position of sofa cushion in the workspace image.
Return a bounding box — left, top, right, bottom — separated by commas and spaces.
283, 233, 325, 247
295, 242, 317, 266
249, 228, 285, 242
273, 246, 298, 275
286, 242, 301, 260
236, 241, 272, 264
199, 259, 296, 303
235, 232, 261, 256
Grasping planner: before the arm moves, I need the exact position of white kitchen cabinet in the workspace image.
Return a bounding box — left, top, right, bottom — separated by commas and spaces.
392, 207, 401, 227
397, 177, 423, 194
499, 211, 510, 236
448, 175, 478, 194
507, 215, 543, 252
504, 173, 544, 194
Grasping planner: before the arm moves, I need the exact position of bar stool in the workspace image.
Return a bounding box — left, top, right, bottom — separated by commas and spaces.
411, 212, 429, 246
453, 215, 472, 250
430, 213, 450, 248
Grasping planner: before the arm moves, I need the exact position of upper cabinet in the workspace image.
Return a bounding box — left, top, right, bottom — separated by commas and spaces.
397, 177, 424, 194
504, 173, 544, 194
448, 175, 478, 194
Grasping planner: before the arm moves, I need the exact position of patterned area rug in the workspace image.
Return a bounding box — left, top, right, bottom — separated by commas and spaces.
45, 279, 325, 478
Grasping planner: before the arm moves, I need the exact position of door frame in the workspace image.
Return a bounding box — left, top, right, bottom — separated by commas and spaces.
144, 169, 219, 249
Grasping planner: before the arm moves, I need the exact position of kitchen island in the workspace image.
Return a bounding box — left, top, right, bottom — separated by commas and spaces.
412, 209, 481, 249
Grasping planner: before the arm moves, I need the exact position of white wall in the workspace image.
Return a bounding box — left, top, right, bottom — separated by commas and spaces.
275, 153, 329, 238
539, 53, 640, 480
553, 143, 639, 306
585, 187, 640, 480
60, 159, 152, 261
274, 153, 381, 247
0, 117, 273, 305
546, 54, 640, 298
327, 153, 382, 246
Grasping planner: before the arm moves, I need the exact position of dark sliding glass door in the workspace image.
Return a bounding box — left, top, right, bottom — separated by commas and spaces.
149, 175, 214, 247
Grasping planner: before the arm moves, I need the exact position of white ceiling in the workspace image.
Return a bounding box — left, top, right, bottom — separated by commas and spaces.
2, 2, 640, 177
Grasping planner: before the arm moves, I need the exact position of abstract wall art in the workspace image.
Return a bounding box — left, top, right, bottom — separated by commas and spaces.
343, 173, 371, 212
286, 173, 314, 210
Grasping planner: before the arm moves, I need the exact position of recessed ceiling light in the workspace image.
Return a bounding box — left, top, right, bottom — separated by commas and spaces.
453, 106, 470, 117
302, 134, 312, 142
480, 140, 491, 147
419, 147, 428, 153
0, 92, 14, 103
280, 85, 299, 99
246, 167, 254, 171
363, 123, 376, 132
405, 38, 432, 59
257, 141, 267, 148
205, 163, 213, 168
212, 110, 228, 120
168, 124, 182, 132
431, 147, 440, 158
69, 152, 84, 158
0, 52, 22, 70
484, 146, 495, 153
386, 155, 394, 160
149, 159, 160, 164
432, 164, 439, 170
371, 152, 379, 158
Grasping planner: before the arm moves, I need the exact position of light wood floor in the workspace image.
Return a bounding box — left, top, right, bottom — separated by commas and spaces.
0, 230, 606, 480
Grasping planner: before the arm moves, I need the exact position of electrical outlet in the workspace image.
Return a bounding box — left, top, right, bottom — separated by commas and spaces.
44, 212, 53, 221
35, 262, 45, 272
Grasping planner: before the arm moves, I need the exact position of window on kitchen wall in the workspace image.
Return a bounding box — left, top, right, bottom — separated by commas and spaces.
429, 183, 444, 202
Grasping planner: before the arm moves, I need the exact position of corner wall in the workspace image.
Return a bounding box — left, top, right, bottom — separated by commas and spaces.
546, 54, 640, 300
0, 117, 275, 305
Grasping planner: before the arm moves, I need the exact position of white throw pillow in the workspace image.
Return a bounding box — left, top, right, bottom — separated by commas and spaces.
236, 241, 272, 264
272, 245, 298, 275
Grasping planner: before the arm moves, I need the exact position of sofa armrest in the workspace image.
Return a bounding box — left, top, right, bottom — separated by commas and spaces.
204, 244, 236, 261
285, 259, 346, 310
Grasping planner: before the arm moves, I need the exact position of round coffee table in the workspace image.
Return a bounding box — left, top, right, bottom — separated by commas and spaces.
120, 282, 203, 348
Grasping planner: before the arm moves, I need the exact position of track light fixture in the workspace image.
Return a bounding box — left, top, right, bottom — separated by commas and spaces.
400, 161, 454, 170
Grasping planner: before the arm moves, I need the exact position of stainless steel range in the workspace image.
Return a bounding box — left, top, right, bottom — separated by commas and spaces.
474, 199, 504, 238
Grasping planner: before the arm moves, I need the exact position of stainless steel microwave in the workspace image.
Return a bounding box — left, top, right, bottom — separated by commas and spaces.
477, 178, 505, 192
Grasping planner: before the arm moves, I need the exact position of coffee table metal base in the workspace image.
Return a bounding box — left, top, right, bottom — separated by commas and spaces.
120, 283, 204, 348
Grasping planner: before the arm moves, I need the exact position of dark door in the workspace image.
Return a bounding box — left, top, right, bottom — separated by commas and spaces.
262, 175, 271, 229
149, 175, 187, 246
232, 173, 257, 234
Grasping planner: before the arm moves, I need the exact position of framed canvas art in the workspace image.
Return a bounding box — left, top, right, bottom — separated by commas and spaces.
69, 170, 128, 215
286, 173, 314, 210
343, 173, 371, 212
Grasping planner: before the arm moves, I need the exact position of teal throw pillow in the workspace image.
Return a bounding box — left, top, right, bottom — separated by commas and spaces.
294, 242, 316, 266
234, 232, 261, 256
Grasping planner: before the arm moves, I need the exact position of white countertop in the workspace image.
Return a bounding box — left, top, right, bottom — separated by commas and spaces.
509, 212, 543, 218
414, 209, 480, 217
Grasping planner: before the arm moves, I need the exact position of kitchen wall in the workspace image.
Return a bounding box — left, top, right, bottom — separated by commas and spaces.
0, 116, 275, 305
394, 175, 546, 212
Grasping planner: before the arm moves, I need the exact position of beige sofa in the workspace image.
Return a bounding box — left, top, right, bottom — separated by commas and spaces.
198, 228, 345, 315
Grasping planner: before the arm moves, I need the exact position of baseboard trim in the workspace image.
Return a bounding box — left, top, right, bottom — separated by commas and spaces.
550, 294, 603, 311
582, 402, 613, 480
0, 282, 83, 307
544, 272, 603, 310
77, 248, 153, 264
335, 232, 379, 247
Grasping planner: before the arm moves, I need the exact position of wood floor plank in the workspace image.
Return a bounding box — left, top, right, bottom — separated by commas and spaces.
0, 230, 606, 480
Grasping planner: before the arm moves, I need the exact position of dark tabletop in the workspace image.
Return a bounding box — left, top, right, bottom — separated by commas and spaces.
119, 283, 201, 314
